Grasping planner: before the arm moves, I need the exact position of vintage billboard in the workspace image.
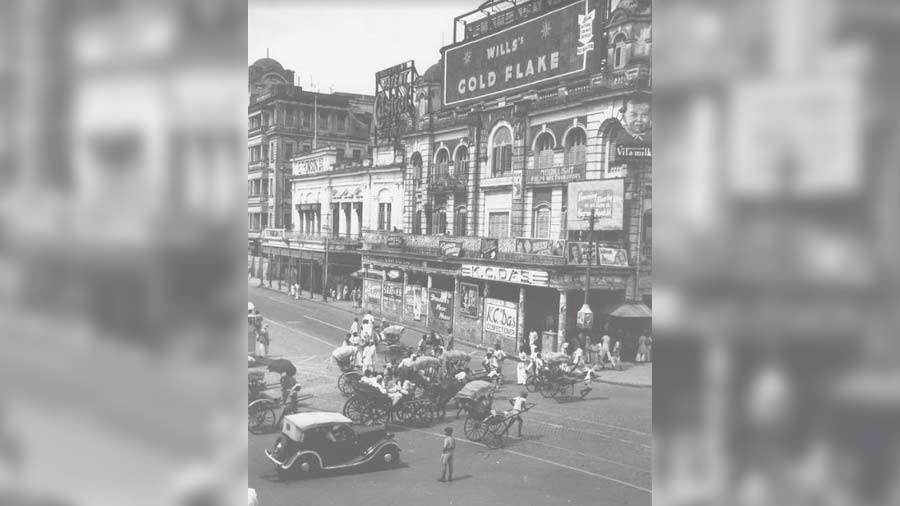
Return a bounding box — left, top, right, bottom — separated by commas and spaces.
404, 284, 427, 322
364, 279, 382, 309
374, 61, 417, 146
483, 298, 518, 338
442, 0, 597, 106
566, 179, 624, 230
428, 289, 454, 322
459, 282, 480, 319
382, 281, 403, 315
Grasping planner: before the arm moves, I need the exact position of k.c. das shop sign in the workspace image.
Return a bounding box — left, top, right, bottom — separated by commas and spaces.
461, 264, 550, 286
442, 0, 597, 106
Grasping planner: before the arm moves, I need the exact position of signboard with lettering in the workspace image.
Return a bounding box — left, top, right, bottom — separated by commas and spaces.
297, 157, 328, 176
443, 0, 597, 106
428, 289, 454, 322
386, 235, 406, 248
615, 145, 651, 159
483, 298, 518, 338
382, 281, 403, 315
459, 282, 480, 319
404, 284, 427, 322
514, 238, 565, 256
526, 164, 586, 184
364, 279, 382, 309
606, 161, 628, 179
461, 264, 550, 286
375, 61, 417, 146
566, 179, 624, 231
440, 241, 463, 257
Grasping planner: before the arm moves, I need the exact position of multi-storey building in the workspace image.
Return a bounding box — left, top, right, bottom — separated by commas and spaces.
356, 0, 653, 356
248, 57, 374, 261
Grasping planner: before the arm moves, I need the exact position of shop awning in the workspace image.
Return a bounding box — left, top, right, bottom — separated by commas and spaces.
608, 302, 652, 318
349, 269, 365, 278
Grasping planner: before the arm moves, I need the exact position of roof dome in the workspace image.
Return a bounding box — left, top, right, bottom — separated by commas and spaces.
250, 57, 285, 73
420, 59, 443, 84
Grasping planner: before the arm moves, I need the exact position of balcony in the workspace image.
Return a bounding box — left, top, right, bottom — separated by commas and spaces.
430, 164, 468, 192
247, 192, 269, 204
262, 229, 364, 250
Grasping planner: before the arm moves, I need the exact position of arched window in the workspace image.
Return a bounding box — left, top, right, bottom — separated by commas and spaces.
410, 152, 423, 180
534, 131, 555, 169
613, 33, 629, 68
433, 206, 447, 235
490, 126, 513, 176
453, 205, 467, 236
417, 93, 428, 117
434, 148, 450, 178
532, 203, 551, 238
454, 145, 468, 178
565, 127, 587, 165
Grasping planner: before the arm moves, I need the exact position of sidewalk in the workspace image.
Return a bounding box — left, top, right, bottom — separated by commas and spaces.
251, 277, 652, 387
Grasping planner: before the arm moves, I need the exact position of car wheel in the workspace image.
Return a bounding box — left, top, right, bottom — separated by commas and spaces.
380, 447, 400, 468
295, 456, 320, 478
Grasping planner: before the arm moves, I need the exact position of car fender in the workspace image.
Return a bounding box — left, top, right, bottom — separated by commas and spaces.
363, 439, 401, 459
265, 448, 323, 470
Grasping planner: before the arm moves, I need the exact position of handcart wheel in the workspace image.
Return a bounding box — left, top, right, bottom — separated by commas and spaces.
538, 380, 556, 398
415, 403, 435, 426
338, 371, 360, 396
525, 375, 539, 393
463, 414, 487, 442
343, 396, 366, 423
365, 402, 390, 427
483, 419, 505, 449
248, 401, 276, 434
394, 402, 414, 424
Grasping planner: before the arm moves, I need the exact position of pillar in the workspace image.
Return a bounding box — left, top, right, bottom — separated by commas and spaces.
517, 287, 526, 354
482, 283, 491, 345
337, 202, 346, 237
557, 290, 567, 353
426, 273, 433, 328
447, 193, 455, 235
452, 275, 459, 335
350, 202, 360, 237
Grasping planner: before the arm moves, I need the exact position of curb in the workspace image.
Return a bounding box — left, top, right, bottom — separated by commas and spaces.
254, 282, 652, 387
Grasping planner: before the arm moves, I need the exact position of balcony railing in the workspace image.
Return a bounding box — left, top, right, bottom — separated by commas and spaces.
430, 164, 468, 192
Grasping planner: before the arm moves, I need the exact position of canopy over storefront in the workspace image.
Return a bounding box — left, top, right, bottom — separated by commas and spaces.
608, 302, 652, 318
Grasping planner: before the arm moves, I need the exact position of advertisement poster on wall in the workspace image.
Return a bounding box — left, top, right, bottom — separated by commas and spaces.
364, 279, 382, 309
382, 281, 403, 315
404, 284, 427, 322
566, 179, 624, 230
428, 289, 454, 322
483, 298, 518, 338
459, 282, 480, 319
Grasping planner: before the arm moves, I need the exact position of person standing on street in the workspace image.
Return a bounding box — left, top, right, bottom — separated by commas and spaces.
256, 324, 270, 357
599, 333, 612, 369
349, 318, 359, 336
445, 327, 454, 351
528, 329, 540, 356
439, 427, 456, 482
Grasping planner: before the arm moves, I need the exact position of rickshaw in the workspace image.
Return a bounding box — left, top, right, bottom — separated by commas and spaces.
342, 381, 435, 427
453, 380, 497, 442
332, 345, 362, 396
525, 352, 571, 397
380, 324, 405, 345
248, 364, 312, 434
481, 400, 536, 449
442, 350, 472, 375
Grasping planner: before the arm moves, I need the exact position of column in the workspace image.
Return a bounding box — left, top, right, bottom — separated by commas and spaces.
482, 283, 491, 345
350, 202, 360, 237
557, 290, 567, 353
344, 203, 352, 236
337, 202, 346, 237
517, 287, 526, 354
446, 193, 455, 235
426, 274, 433, 328
452, 275, 459, 336
401, 270, 407, 321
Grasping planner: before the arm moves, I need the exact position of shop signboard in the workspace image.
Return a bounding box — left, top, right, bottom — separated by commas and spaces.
459, 282, 480, 319
566, 242, 629, 267
442, 0, 597, 106
297, 157, 329, 176
525, 163, 586, 184
461, 264, 550, 286
382, 281, 403, 315
439, 241, 463, 257
566, 179, 624, 231
364, 279, 382, 308
483, 298, 518, 338
404, 284, 427, 322
375, 61, 418, 146
514, 238, 565, 256
428, 289, 454, 322
386, 235, 405, 247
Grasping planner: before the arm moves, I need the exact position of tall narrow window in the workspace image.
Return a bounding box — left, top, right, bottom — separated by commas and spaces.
454, 206, 467, 236
454, 145, 468, 179
534, 131, 555, 169
491, 126, 513, 176
565, 127, 587, 165
434, 148, 450, 178
410, 152, 423, 180
378, 203, 392, 231
532, 204, 551, 238
614, 34, 628, 68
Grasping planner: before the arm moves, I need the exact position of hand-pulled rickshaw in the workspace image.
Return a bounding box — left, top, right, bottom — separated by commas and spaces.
332, 345, 362, 396
526, 352, 593, 399
248, 360, 312, 434
451, 380, 498, 442
341, 381, 435, 428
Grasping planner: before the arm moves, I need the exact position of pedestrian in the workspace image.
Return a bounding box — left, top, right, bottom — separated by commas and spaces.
572, 344, 585, 369
588, 335, 600, 365
362, 309, 374, 325
349, 318, 359, 336
505, 392, 529, 437
417, 334, 429, 354
599, 333, 612, 369
445, 326, 454, 351
528, 329, 540, 356
439, 427, 456, 482
516, 351, 529, 385
611, 340, 622, 370
256, 324, 270, 357
636, 334, 648, 363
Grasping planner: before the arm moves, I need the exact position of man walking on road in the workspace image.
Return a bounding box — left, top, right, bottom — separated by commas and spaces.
439, 427, 456, 482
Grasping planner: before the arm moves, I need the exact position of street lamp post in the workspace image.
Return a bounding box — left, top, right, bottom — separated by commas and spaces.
577, 209, 596, 332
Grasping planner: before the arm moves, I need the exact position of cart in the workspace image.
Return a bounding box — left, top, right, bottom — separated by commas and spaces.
453, 380, 497, 442
481, 402, 535, 449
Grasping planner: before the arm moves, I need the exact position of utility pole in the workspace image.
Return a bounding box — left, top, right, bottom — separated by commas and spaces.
322, 225, 330, 302
577, 209, 596, 331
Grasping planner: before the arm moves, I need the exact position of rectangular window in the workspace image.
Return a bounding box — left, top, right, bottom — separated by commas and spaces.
284, 143, 293, 160
352, 149, 361, 161
337, 115, 346, 132
378, 203, 392, 231
492, 145, 512, 175
488, 212, 510, 238
302, 111, 311, 128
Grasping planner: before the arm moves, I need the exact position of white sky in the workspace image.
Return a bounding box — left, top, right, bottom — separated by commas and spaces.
249, 0, 478, 95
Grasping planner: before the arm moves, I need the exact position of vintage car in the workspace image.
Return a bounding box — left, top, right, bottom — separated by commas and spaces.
264, 412, 401, 479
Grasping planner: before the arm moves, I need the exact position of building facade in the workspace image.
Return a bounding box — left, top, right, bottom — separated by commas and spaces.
248, 57, 374, 257
358, 0, 653, 356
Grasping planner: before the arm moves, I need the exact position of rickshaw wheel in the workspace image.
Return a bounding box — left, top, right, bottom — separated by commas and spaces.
393, 402, 414, 424
483, 419, 505, 449
463, 414, 487, 442
343, 396, 366, 423
538, 380, 556, 398
338, 372, 360, 396
365, 403, 390, 426
524, 375, 539, 393
248, 401, 276, 434
415, 403, 435, 426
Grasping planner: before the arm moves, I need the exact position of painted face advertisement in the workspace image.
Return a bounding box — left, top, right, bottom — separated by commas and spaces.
428, 290, 454, 322
566, 179, 624, 230
404, 284, 427, 322
459, 282, 480, 319
515, 238, 565, 256
443, 0, 598, 106
382, 281, 403, 315
483, 298, 518, 338
619, 97, 651, 141
566, 242, 629, 266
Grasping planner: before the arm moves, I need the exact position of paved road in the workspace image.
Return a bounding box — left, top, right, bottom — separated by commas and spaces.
248, 284, 652, 506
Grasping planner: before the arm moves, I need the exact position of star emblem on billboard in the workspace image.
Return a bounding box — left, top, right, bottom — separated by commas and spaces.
541, 20, 551, 39
463, 50, 472, 66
